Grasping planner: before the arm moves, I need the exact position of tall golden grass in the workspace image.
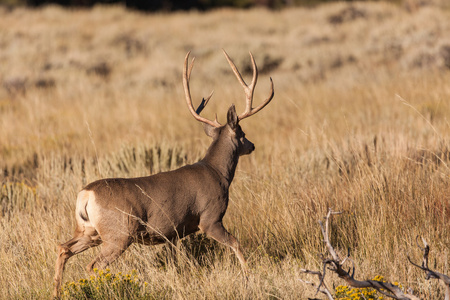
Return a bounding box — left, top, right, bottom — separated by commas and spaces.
0, 1, 449, 299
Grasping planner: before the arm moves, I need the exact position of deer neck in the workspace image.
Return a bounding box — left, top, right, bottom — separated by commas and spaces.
202, 136, 239, 186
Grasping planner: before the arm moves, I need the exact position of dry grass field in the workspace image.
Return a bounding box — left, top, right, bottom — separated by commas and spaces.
0, 1, 450, 299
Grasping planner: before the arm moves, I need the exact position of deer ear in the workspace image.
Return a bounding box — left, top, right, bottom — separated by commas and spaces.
227, 104, 238, 131
203, 123, 219, 138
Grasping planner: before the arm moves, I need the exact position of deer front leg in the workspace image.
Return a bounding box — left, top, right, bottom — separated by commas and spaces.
200, 222, 247, 273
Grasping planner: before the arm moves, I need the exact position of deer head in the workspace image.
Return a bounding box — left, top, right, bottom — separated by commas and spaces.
183, 49, 274, 157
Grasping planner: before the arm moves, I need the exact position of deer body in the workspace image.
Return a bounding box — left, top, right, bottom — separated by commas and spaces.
53, 50, 273, 298
75, 121, 249, 247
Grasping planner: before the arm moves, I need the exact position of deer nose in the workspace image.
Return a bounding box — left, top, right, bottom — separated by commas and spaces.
242, 140, 255, 155
247, 143, 255, 154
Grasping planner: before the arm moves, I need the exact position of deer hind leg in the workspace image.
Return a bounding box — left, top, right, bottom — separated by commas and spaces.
85, 234, 131, 273
53, 226, 101, 299
200, 222, 247, 273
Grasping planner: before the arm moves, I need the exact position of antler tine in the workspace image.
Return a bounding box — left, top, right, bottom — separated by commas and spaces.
183, 51, 221, 128
195, 91, 214, 115
222, 49, 257, 94
247, 77, 274, 117
187, 56, 195, 80
222, 49, 274, 121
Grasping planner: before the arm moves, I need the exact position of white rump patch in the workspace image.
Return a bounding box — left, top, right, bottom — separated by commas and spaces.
75, 190, 98, 230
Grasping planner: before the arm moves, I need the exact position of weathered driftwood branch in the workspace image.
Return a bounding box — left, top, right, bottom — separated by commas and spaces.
408, 236, 450, 300
301, 209, 420, 300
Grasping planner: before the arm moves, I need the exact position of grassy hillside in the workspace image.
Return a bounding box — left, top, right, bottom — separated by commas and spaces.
0, 1, 449, 299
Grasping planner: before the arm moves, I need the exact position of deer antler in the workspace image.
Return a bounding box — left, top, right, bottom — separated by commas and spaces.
183, 51, 221, 128
222, 49, 274, 121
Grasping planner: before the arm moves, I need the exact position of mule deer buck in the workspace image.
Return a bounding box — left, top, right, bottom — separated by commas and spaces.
53, 50, 274, 298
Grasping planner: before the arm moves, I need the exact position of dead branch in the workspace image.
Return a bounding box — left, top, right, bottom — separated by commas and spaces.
301, 208, 421, 300
299, 269, 333, 300
408, 236, 450, 300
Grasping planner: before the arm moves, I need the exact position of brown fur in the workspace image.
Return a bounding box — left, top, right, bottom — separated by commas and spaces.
53, 106, 254, 298
53, 50, 274, 298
